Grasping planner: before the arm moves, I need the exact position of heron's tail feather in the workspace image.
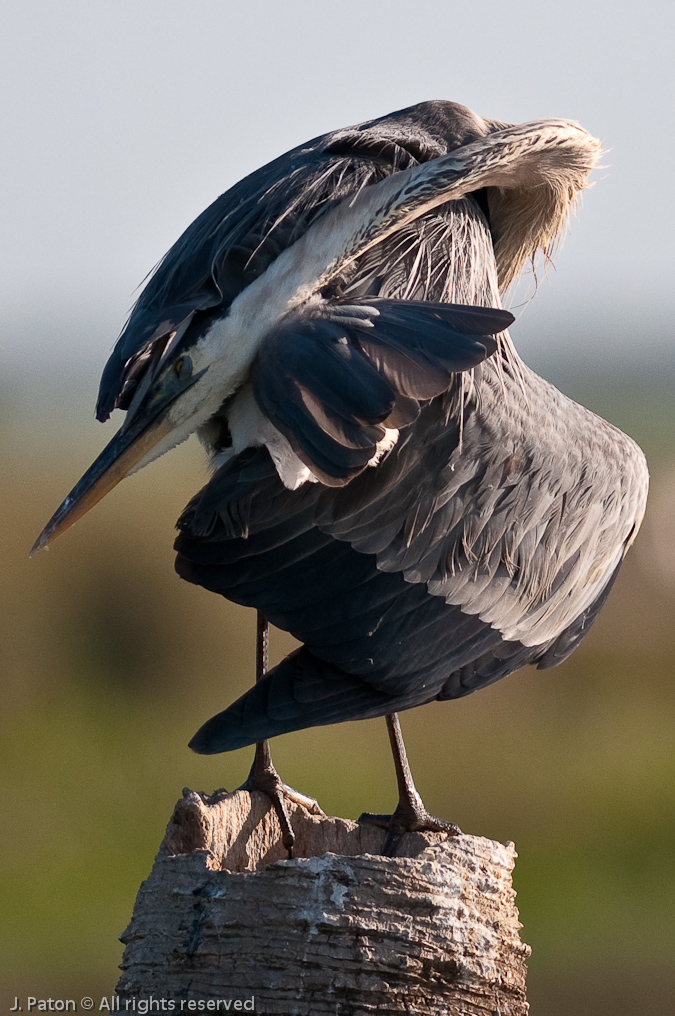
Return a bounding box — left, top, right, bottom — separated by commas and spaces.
188, 647, 401, 754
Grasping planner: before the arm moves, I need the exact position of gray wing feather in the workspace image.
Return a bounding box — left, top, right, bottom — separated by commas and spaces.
314, 362, 648, 650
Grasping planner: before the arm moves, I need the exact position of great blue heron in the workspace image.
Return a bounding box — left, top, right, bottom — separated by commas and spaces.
34, 101, 649, 855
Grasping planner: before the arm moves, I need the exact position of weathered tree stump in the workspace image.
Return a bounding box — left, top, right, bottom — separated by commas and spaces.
117, 788, 530, 1014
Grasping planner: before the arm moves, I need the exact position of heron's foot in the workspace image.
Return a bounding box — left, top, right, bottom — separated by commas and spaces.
358, 714, 461, 856
359, 799, 461, 857
241, 757, 324, 858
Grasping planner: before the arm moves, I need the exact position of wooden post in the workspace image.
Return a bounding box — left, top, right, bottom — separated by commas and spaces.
117, 788, 530, 1014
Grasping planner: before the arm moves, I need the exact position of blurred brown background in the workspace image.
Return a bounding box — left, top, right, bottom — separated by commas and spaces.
2, 2, 675, 1013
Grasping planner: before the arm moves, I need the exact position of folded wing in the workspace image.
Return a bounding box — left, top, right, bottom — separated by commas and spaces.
253, 298, 512, 484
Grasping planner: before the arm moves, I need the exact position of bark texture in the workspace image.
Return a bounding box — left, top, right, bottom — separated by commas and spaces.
117, 788, 530, 1015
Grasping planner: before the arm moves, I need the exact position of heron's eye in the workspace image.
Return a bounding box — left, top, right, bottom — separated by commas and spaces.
174, 356, 193, 379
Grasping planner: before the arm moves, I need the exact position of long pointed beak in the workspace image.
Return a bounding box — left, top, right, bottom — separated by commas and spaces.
30, 412, 175, 555
31, 363, 207, 555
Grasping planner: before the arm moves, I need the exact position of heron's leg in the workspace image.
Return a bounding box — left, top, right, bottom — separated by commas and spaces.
240, 612, 323, 857
359, 712, 461, 856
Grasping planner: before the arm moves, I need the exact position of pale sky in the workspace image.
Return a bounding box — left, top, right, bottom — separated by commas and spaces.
2, 0, 674, 391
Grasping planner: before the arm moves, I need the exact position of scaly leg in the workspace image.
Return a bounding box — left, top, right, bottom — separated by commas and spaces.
359, 712, 461, 856
240, 612, 323, 856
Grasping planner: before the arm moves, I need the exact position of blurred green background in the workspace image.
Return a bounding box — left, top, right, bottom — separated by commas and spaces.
1, 364, 674, 1015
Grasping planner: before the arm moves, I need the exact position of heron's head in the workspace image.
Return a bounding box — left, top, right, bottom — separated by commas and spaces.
31, 312, 231, 555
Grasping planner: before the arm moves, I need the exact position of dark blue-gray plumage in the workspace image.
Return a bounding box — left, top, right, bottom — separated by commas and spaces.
34, 100, 649, 851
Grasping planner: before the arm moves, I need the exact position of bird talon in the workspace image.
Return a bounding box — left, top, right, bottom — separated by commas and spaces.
382, 806, 461, 857
357, 811, 394, 830
280, 783, 326, 817
240, 766, 296, 856
358, 806, 461, 855
241, 731, 324, 858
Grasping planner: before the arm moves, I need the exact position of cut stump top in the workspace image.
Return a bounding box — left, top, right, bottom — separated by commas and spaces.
118, 788, 530, 1015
